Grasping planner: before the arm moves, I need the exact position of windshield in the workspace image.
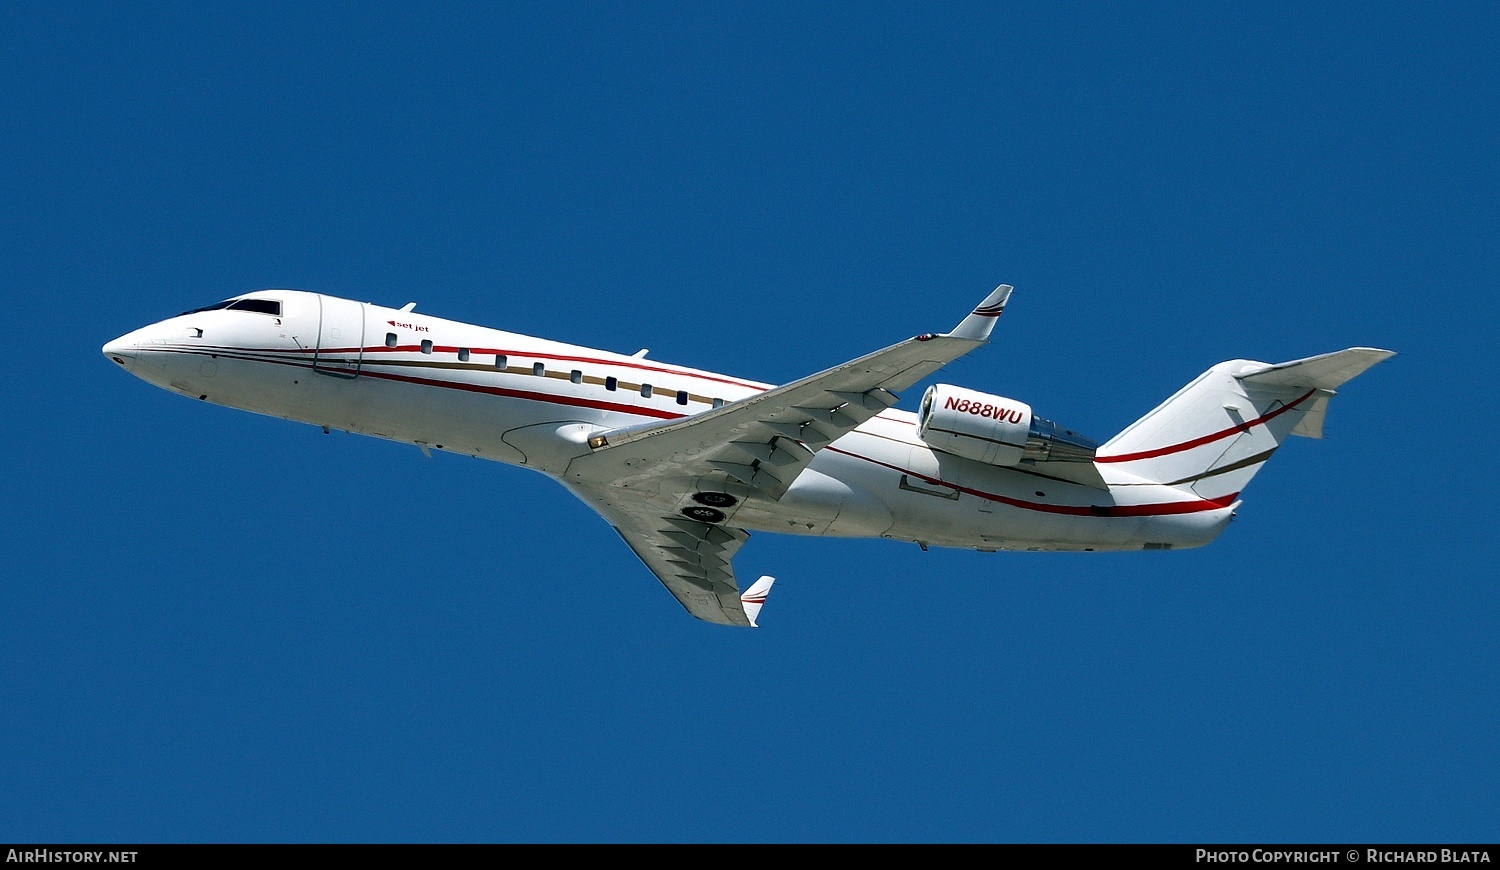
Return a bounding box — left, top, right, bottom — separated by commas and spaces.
180, 299, 235, 315
180, 298, 282, 316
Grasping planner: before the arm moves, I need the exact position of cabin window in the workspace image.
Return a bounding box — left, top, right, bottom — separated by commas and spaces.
676, 390, 689, 405
421, 339, 433, 354
532, 362, 545, 376
495, 354, 507, 370
605, 376, 618, 391
458, 347, 470, 362
570, 369, 582, 384
712, 398, 725, 408
640, 384, 653, 398
385, 333, 397, 348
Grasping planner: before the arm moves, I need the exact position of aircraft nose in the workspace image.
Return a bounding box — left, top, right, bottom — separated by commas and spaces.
102, 334, 138, 372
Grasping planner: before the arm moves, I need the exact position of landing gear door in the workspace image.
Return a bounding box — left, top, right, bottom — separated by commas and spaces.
315, 295, 365, 378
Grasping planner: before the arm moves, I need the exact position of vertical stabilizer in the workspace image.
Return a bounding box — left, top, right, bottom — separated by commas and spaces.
1097, 348, 1392, 500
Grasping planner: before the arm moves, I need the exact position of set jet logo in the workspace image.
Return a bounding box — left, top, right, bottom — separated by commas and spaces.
387, 320, 430, 332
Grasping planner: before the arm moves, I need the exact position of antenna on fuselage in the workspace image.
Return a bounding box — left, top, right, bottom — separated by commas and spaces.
632, 348, 649, 358
399, 302, 416, 312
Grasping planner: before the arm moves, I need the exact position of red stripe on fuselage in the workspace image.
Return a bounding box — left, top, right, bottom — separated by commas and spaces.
1095, 390, 1316, 464
160, 344, 688, 421
258, 343, 770, 391
163, 344, 1230, 516
823, 446, 1235, 517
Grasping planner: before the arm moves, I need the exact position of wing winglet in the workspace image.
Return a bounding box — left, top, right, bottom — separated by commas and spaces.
740, 575, 776, 627
948, 284, 1013, 341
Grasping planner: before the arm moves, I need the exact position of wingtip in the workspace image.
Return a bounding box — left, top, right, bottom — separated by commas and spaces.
973, 283, 1013, 314
740, 575, 776, 627
948, 283, 1014, 341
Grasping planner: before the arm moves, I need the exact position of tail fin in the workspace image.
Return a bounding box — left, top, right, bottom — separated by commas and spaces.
1097, 348, 1393, 500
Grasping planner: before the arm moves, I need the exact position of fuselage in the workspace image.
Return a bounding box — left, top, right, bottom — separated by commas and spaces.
103, 289, 1235, 552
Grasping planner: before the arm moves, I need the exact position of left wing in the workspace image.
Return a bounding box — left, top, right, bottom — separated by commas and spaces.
561, 285, 1013, 626
566, 284, 1012, 500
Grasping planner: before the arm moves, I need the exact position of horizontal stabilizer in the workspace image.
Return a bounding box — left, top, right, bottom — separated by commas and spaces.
1236, 347, 1395, 391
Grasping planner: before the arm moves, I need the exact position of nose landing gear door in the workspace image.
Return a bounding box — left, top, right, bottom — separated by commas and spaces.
314, 295, 365, 378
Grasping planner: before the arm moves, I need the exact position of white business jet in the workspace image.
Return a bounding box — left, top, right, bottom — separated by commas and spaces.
103, 286, 1391, 627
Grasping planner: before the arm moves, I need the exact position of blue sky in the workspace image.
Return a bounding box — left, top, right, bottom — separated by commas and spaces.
3, 2, 1497, 843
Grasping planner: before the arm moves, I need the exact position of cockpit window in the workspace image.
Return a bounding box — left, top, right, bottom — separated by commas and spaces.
181, 300, 235, 315
227, 299, 281, 315
179, 298, 282, 316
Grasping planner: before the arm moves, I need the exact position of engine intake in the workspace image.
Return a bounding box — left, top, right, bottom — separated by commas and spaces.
917, 384, 1098, 467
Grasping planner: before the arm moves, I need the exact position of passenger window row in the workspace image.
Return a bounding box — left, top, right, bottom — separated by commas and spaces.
380, 332, 716, 408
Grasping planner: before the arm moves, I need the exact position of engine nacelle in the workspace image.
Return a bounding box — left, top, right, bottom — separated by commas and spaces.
917, 384, 1098, 467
